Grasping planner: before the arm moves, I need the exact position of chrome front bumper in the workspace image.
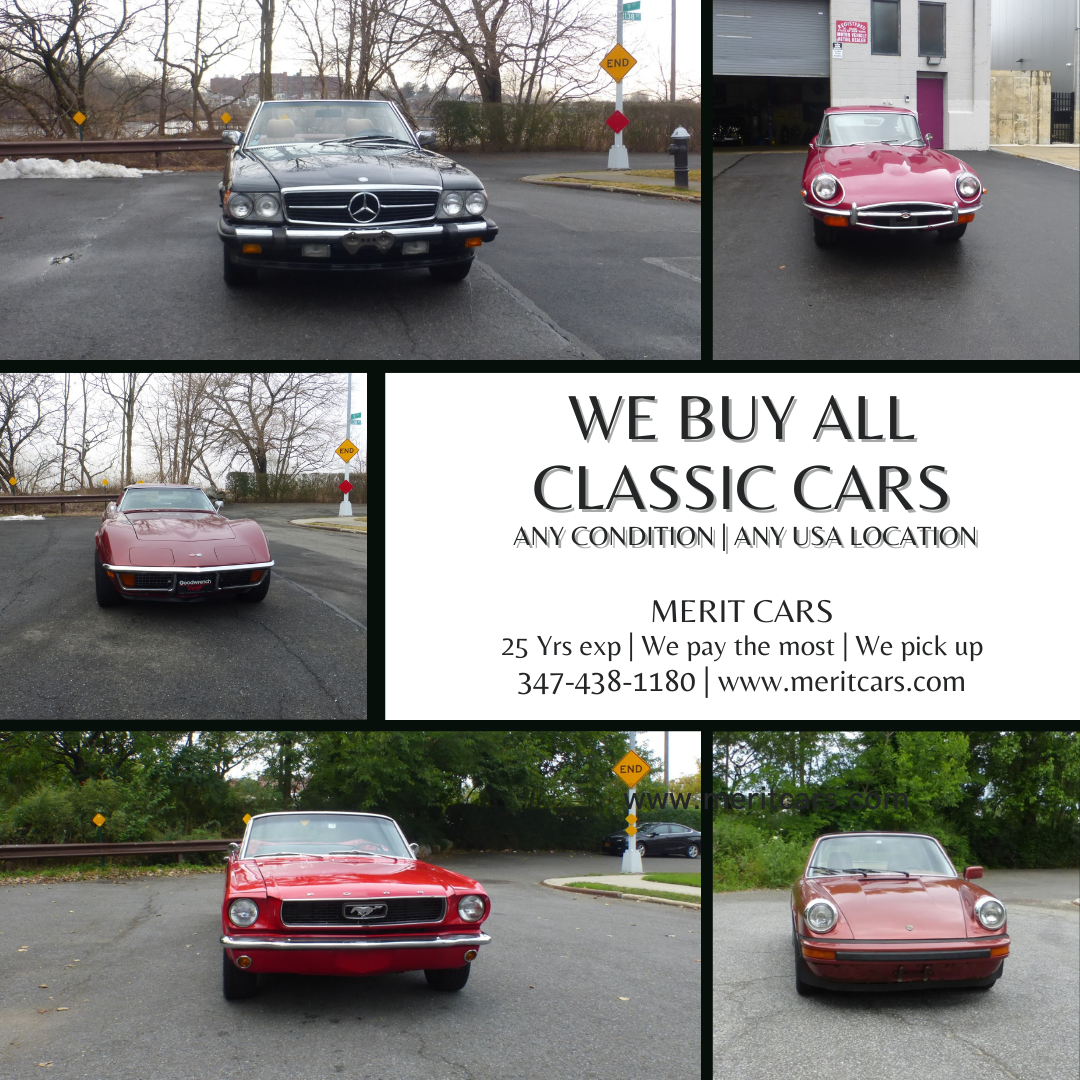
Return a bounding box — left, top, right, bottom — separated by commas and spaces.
221, 932, 491, 951
102, 560, 273, 595
804, 200, 982, 230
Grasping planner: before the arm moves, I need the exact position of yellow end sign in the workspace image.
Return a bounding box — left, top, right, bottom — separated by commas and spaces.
612, 749, 650, 787
92, 813, 106, 827
243, 813, 252, 824
221, 112, 232, 125
336, 438, 359, 463
600, 43, 637, 83
72, 111, 86, 126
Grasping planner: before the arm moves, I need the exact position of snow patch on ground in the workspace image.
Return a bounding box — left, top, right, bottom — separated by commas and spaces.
0, 514, 45, 521
0, 158, 172, 179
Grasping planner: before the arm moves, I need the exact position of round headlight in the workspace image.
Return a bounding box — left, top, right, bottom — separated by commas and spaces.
811, 173, 839, 201
254, 194, 280, 218
957, 174, 980, 199
464, 190, 488, 216
441, 191, 464, 217
228, 193, 253, 219
805, 899, 838, 932
457, 894, 485, 922
975, 896, 1006, 930
228, 898, 259, 927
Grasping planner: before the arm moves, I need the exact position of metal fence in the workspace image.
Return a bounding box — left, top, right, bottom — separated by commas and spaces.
0, 839, 240, 861
0, 137, 227, 164
1051, 92, 1075, 143
0, 493, 113, 512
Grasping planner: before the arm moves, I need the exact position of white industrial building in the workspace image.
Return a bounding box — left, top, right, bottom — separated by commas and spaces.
714, 0, 992, 149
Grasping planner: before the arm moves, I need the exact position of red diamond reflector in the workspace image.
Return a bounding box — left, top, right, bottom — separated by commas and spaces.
606, 110, 629, 134
339, 480, 354, 494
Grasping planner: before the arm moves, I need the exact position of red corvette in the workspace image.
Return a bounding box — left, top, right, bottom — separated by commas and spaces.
94, 483, 273, 605
802, 106, 985, 247
791, 831, 1009, 994
220, 811, 491, 999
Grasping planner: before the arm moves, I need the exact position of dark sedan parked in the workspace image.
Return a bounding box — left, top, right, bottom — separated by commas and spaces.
602, 822, 701, 859
218, 98, 498, 285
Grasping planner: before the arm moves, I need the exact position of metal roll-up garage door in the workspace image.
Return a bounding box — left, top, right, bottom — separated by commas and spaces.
714, 0, 830, 77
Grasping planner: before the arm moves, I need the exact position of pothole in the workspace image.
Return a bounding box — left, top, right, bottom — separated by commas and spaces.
51, 253, 79, 264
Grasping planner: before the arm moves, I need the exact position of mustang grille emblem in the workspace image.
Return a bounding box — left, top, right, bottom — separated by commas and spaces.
343, 902, 388, 920
348, 191, 381, 223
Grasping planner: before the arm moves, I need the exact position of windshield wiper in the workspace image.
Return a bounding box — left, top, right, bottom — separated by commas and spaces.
327, 849, 399, 859
320, 135, 414, 146
850, 867, 910, 877
252, 851, 327, 859
808, 864, 846, 874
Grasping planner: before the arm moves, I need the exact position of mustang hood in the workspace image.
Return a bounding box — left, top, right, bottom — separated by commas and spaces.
252, 856, 481, 899
817, 876, 969, 939
816, 143, 971, 204
234, 145, 480, 190
123, 512, 237, 542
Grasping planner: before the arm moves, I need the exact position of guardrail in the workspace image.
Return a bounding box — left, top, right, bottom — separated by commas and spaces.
0, 137, 228, 164
0, 493, 114, 512
0, 839, 241, 860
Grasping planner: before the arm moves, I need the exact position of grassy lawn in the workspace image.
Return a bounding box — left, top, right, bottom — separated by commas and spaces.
642, 872, 700, 888
545, 177, 700, 198
564, 881, 699, 901
628, 169, 703, 182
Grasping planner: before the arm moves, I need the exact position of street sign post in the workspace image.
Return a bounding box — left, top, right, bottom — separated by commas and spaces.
93, 813, 106, 866
613, 742, 650, 873
221, 112, 232, 125
339, 374, 356, 517
349, 411, 362, 424
601, 3, 637, 170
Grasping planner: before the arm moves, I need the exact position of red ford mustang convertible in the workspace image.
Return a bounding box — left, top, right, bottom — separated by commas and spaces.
802, 106, 985, 247
792, 831, 1009, 994
94, 483, 273, 605
221, 811, 491, 999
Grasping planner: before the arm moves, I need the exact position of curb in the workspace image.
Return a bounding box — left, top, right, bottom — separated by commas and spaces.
519, 176, 700, 201
988, 147, 1080, 172
543, 881, 701, 910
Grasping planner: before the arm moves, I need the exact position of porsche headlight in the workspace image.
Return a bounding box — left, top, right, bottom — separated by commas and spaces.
227, 192, 253, 219
811, 173, 840, 202
228, 898, 259, 927
254, 194, 280, 219
974, 895, 1006, 930
804, 899, 838, 933
457, 895, 486, 922
464, 190, 488, 216
440, 191, 465, 217
956, 174, 981, 200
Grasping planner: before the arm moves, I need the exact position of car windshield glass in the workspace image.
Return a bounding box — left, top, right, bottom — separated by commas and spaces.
246, 101, 414, 147
820, 112, 923, 146
809, 836, 955, 876
120, 488, 214, 512
242, 814, 410, 859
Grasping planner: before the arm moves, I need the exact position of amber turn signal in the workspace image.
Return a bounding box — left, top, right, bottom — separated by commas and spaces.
106, 570, 115, 579
989, 944, 1010, 957
249, 570, 263, 583
801, 188, 807, 197
464, 949, 478, 962
801, 944, 836, 961
464, 237, 482, 248
120, 573, 135, 587
823, 215, 848, 227
242, 243, 262, 254
236, 955, 253, 968
958, 212, 975, 223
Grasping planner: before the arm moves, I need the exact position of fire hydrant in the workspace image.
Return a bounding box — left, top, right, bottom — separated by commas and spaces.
668, 126, 690, 189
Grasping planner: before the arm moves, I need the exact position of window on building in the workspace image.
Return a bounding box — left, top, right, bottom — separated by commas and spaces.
871, 0, 900, 55
919, 3, 946, 57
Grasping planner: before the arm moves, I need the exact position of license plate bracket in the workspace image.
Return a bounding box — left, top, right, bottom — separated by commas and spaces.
177, 576, 213, 595
341, 230, 395, 254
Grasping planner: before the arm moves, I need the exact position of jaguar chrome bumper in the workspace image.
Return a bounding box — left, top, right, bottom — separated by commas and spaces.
803, 200, 982, 229
221, 932, 491, 951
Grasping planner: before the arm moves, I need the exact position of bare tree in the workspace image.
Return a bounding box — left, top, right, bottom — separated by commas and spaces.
100, 373, 154, 486
60, 373, 115, 488
142, 372, 218, 485
291, 0, 335, 99
0, 373, 57, 494
0, 0, 142, 138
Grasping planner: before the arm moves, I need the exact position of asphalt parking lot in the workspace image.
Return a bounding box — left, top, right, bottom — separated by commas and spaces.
714, 150, 1080, 361
713, 872, 1080, 1080
1, 852, 700, 1080
0, 152, 700, 361
0, 503, 366, 720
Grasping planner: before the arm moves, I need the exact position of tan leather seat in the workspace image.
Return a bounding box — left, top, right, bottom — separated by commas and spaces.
263, 117, 297, 140
344, 117, 376, 136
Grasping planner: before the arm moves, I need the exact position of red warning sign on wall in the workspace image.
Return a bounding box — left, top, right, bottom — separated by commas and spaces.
835, 20, 868, 44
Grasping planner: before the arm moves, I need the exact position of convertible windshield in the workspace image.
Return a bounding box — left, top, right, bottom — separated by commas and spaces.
820, 112, 924, 146
242, 813, 411, 859
246, 101, 415, 147
809, 835, 955, 877
119, 487, 215, 512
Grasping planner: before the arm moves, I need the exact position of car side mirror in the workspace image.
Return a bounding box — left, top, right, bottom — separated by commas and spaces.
215, 500, 224, 512
415, 129, 437, 147
408, 842, 420, 858
228, 842, 239, 853
964, 865, 983, 880
810, 135, 818, 148
222, 129, 241, 146
104, 501, 117, 520
925, 133, 933, 146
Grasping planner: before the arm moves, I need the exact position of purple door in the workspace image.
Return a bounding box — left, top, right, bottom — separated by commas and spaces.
917, 76, 944, 148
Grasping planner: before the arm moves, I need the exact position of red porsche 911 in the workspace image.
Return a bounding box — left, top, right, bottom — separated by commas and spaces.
792, 831, 1009, 994
94, 483, 273, 605
802, 106, 986, 247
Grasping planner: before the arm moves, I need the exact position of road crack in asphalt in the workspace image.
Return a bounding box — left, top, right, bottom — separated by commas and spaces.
409, 1026, 473, 1079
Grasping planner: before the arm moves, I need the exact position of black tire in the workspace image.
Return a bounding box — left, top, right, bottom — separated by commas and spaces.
636, 845, 648, 860
429, 259, 473, 282
424, 964, 471, 991
94, 554, 122, 607
937, 224, 967, 241
685, 843, 700, 859
223, 245, 258, 286
222, 951, 258, 1000
793, 936, 816, 997
239, 570, 271, 602
812, 215, 839, 247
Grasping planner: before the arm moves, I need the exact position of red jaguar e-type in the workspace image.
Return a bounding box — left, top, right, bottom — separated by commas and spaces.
94, 483, 273, 605
792, 831, 1009, 994
802, 106, 986, 247
221, 811, 491, 999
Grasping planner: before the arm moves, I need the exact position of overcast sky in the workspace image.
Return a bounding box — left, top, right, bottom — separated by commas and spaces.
637, 730, 701, 782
